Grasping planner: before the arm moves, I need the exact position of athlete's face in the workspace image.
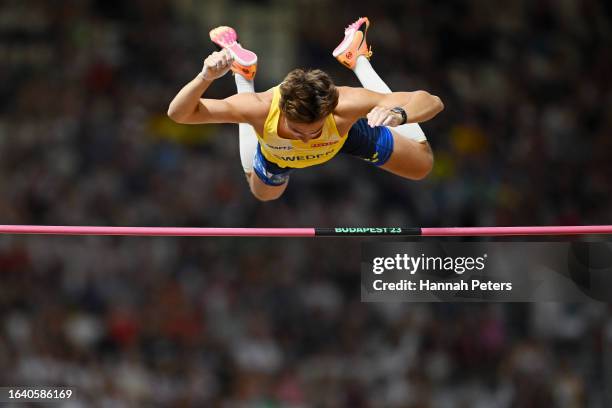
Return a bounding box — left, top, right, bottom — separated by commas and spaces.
284, 117, 325, 142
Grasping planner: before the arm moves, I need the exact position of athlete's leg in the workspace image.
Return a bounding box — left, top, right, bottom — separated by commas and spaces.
353, 57, 427, 143
379, 129, 433, 180
235, 75, 259, 176
210, 26, 259, 176
249, 173, 289, 201
340, 119, 432, 180
334, 17, 427, 143
249, 144, 291, 201
210, 26, 291, 200
334, 17, 433, 179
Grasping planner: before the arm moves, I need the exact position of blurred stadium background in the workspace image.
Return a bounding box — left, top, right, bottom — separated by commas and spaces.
1, 0, 611, 406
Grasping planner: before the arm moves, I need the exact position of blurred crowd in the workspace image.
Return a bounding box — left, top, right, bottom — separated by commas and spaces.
0, 0, 611, 406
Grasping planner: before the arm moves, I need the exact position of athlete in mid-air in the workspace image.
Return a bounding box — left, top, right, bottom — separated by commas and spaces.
168, 17, 444, 201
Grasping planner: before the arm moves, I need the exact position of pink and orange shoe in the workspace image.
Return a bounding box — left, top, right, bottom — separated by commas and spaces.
332, 17, 373, 69
209, 26, 258, 80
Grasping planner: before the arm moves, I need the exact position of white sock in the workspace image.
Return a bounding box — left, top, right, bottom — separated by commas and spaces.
234, 74, 258, 173
353, 56, 427, 142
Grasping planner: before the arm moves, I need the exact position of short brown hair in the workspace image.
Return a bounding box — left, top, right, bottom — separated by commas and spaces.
279, 69, 339, 123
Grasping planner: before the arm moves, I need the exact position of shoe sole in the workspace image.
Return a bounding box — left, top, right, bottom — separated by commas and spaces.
210, 26, 257, 66
332, 18, 369, 57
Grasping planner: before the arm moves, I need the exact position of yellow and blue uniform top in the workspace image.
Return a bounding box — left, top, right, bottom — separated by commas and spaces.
256, 86, 348, 169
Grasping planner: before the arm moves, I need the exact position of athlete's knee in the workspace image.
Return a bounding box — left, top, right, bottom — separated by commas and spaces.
248, 174, 286, 201
249, 187, 284, 202
412, 162, 433, 180
412, 143, 434, 180
251, 188, 285, 202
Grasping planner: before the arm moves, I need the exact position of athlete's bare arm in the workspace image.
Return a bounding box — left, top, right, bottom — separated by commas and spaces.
334, 87, 444, 134
167, 49, 269, 127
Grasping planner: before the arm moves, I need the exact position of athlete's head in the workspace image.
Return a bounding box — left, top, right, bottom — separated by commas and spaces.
279, 68, 339, 140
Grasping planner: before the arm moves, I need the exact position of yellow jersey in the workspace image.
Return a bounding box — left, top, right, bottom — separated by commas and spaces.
256, 86, 348, 169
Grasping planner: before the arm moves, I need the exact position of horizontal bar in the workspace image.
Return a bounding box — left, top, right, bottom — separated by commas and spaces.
0, 225, 610, 237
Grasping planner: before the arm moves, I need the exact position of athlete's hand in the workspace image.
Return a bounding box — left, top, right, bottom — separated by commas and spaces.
200, 49, 233, 81
366, 106, 404, 128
